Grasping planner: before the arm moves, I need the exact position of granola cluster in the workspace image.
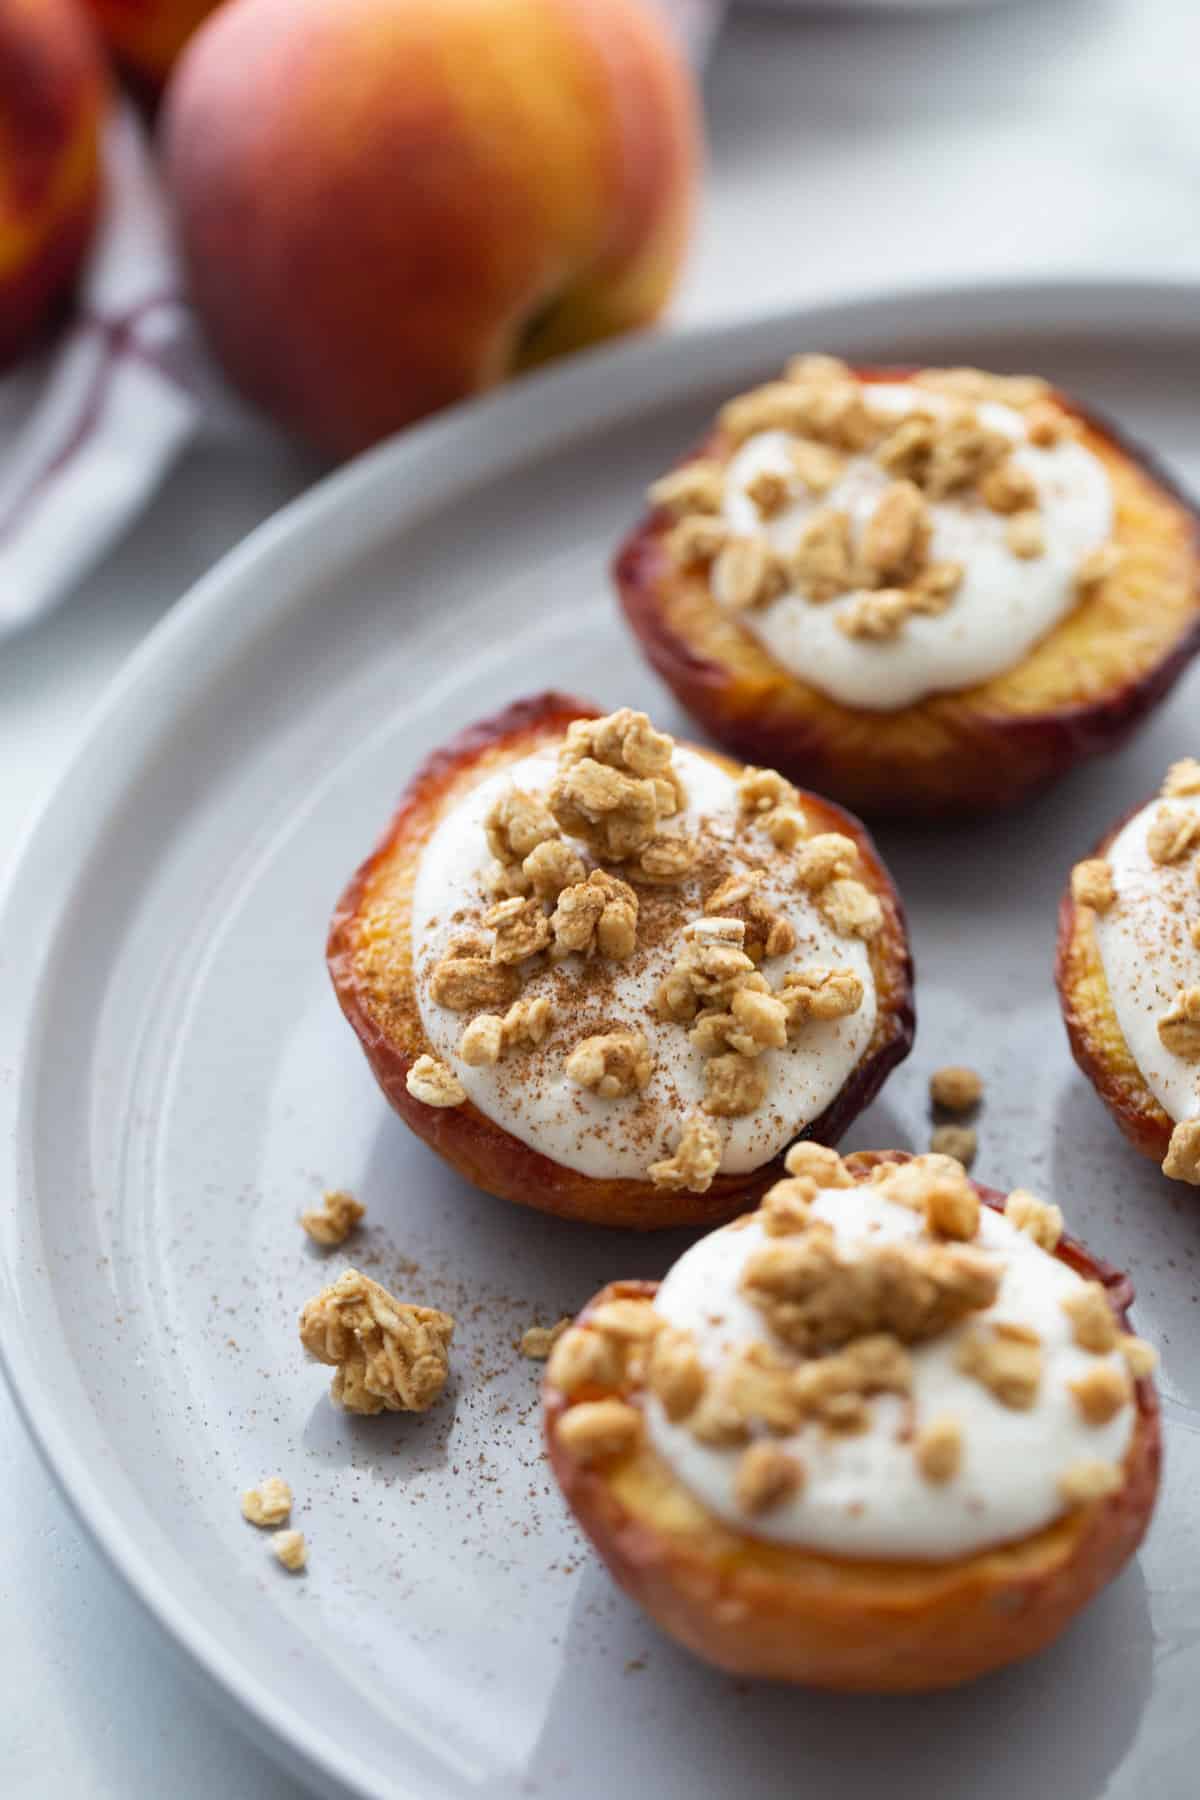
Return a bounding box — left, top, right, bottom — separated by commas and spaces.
414, 710, 881, 1191
550, 1151, 1153, 1525
549, 708, 686, 871
300, 1188, 365, 1248
299, 1269, 455, 1415
651, 356, 1107, 644
653, 912, 865, 1122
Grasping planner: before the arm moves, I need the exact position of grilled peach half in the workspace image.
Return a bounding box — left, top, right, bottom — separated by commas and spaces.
616, 368, 1200, 821
544, 1156, 1161, 1690
1056, 791, 1199, 1181
326, 692, 914, 1230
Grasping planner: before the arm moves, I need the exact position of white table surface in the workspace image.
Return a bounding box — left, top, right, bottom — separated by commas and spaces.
3, 3, 1199, 1794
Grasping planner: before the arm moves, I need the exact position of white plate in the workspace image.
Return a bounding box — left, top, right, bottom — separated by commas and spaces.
3, 280, 1199, 1800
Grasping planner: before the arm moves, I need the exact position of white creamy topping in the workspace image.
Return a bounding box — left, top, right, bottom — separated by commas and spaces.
646, 1187, 1134, 1559
410, 745, 877, 1181
724, 386, 1113, 711
1094, 792, 1200, 1125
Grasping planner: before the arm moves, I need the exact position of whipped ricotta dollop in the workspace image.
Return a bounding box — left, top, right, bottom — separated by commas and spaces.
410, 745, 877, 1181
1094, 792, 1200, 1126
645, 1185, 1135, 1559
723, 386, 1113, 711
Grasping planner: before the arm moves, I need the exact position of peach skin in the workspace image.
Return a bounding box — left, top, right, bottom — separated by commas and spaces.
82, 0, 222, 87
545, 1155, 1161, 1690
161, 0, 700, 457
0, 0, 106, 370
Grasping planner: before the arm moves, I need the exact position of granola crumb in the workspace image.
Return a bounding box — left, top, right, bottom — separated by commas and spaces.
589, 1297, 665, 1344
789, 507, 853, 601
300, 1189, 365, 1248
793, 832, 859, 892
667, 514, 728, 566
914, 1415, 963, 1484
566, 1029, 654, 1099
485, 894, 553, 964
1118, 1333, 1158, 1380
980, 456, 1038, 515
546, 1326, 624, 1396
920, 1157, 980, 1231
1058, 1458, 1123, 1506
405, 1054, 466, 1108
759, 1176, 815, 1237
929, 1065, 983, 1112
1068, 1361, 1132, 1426
1061, 1282, 1119, 1353
859, 479, 931, 584
551, 868, 639, 960
929, 1124, 978, 1169
1157, 986, 1200, 1061
818, 878, 883, 939
241, 1476, 292, 1527
1163, 1118, 1200, 1184
555, 1399, 643, 1465
783, 352, 851, 385
956, 1322, 1041, 1409
1071, 858, 1116, 912
1162, 758, 1200, 798
703, 1051, 770, 1118
428, 951, 518, 1013
1004, 1189, 1063, 1251
1006, 509, 1045, 559
647, 461, 725, 517
784, 1141, 853, 1186
712, 535, 786, 613
519, 1318, 571, 1361
1026, 401, 1068, 447
746, 466, 790, 518
835, 588, 910, 642
647, 1327, 707, 1421
779, 964, 864, 1031
647, 1111, 723, 1192
1146, 803, 1200, 866
790, 439, 845, 496
738, 766, 798, 817
299, 1269, 454, 1415
459, 1013, 504, 1067
272, 1530, 307, 1572
733, 1442, 805, 1515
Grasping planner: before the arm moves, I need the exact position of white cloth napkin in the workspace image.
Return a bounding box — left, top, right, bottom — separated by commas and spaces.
0, 0, 723, 639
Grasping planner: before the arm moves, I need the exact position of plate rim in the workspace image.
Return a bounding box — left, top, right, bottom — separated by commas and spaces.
3, 273, 1199, 1799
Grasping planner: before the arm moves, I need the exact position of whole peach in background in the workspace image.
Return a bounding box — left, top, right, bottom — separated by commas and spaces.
0, 0, 107, 370
82, 0, 222, 86
161, 0, 701, 458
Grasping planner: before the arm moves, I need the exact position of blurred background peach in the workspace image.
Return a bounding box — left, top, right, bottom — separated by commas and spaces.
0, 0, 106, 366
162, 0, 700, 455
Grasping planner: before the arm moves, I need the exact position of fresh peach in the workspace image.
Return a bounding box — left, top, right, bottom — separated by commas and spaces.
0, 0, 106, 369
161, 0, 700, 458
82, 0, 222, 87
